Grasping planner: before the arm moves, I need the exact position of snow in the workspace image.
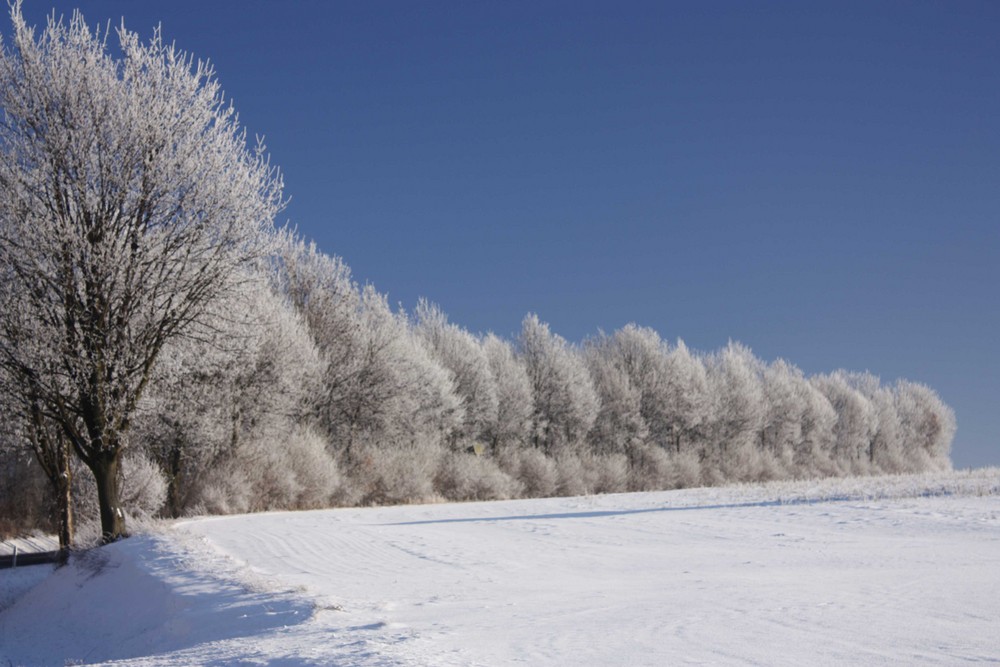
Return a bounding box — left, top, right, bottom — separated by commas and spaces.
2, 471, 999, 666
0, 564, 55, 613
0, 534, 59, 556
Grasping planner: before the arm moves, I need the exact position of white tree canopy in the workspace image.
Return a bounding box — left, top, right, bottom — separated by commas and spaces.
0, 4, 283, 540
520, 314, 598, 455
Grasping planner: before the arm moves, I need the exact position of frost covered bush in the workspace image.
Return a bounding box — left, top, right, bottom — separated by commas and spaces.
585, 453, 630, 494
0, 277, 960, 534
553, 454, 590, 496
627, 445, 675, 491
284, 428, 344, 509
434, 453, 521, 501
348, 440, 442, 506
498, 448, 559, 498
186, 428, 341, 515
120, 453, 169, 520
667, 451, 702, 489
187, 462, 249, 516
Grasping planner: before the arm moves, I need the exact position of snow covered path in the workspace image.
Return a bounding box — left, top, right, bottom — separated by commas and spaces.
2, 476, 999, 665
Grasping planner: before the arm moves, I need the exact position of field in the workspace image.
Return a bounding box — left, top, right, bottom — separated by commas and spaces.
2, 469, 998, 666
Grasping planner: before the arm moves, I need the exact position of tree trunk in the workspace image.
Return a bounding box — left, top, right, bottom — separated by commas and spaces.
89, 451, 127, 543
166, 444, 183, 519
56, 439, 73, 563
27, 402, 75, 561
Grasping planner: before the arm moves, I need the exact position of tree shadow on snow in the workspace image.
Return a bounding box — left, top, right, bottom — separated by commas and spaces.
383, 499, 795, 526
0, 534, 313, 666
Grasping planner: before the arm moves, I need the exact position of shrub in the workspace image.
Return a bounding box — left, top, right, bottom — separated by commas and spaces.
627, 444, 674, 491
348, 440, 442, 506
668, 450, 702, 489
186, 427, 342, 515
121, 452, 169, 520
583, 453, 630, 494
285, 428, 343, 509
434, 452, 521, 501
499, 448, 559, 498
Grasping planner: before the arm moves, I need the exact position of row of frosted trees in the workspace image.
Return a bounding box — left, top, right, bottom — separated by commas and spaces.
0, 6, 955, 546
3, 233, 954, 537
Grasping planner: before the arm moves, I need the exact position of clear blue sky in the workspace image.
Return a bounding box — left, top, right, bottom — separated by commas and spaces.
17, 1, 1000, 468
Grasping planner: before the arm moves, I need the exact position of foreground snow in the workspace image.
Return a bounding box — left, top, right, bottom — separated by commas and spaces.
2, 470, 999, 666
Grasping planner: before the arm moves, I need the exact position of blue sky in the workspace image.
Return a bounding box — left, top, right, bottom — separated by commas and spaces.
17, 1, 1000, 468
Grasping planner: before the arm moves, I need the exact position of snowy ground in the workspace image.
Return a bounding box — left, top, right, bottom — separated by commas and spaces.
0, 534, 59, 556
1, 470, 998, 666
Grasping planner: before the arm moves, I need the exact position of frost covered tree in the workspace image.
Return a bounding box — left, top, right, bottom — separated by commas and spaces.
591, 328, 712, 458
790, 372, 838, 476
811, 372, 878, 473
760, 359, 811, 475
704, 342, 768, 481
317, 288, 462, 505
133, 279, 321, 516
844, 372, 903, 471
277, 239, 463, 462
482, 333, 533, 452
583, 328, 651, 458
325, 286, 461, 453
894, 380, 955, 472
659, 340, 712, 456
519, 315, 598, 455
276, 234, 360, 434
0, 6, 282, 541
584, 326, 710, 489
357, 290, 463, 449
414, 300, 498, 450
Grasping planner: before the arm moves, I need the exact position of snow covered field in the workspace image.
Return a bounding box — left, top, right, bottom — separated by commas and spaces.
2, 470, 999, 666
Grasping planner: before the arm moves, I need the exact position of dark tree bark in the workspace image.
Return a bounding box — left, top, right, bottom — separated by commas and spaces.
89, 450, 125, 543
166, 444, 184, 519
55, 452, 73, 563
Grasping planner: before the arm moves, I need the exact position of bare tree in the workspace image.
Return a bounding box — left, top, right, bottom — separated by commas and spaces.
0, 5, 282, 541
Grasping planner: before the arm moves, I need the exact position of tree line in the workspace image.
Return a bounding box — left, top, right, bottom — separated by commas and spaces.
1, 228, 956, 545
0, 5, 955, 551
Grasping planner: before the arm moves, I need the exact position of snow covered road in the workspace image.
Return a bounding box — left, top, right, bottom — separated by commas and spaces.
2, 474, 999, 665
